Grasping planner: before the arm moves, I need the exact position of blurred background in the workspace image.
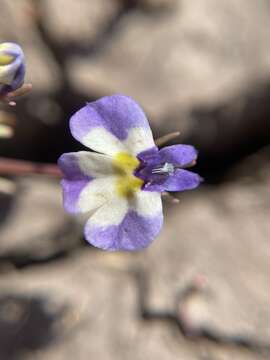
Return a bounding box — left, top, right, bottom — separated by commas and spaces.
0, 0, 270, 359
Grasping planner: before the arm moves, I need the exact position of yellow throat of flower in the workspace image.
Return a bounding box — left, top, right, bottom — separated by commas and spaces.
0, 44, 14, 66
0, 54, 14, 66
113, 152, 143, 198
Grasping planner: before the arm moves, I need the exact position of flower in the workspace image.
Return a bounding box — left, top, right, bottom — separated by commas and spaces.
0, 42, 25, 98
58, 95, 202, 251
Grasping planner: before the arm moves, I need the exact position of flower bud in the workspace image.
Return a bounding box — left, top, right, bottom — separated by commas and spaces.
0, 42, 25, 97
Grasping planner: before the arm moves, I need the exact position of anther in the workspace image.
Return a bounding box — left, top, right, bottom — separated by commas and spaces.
152, 162, 175, 175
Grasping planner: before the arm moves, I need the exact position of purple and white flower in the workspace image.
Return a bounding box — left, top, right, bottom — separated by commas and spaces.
0, 42, 25, 97
58, 95, 201, 251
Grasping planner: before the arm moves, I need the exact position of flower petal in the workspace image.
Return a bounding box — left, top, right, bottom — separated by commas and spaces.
66, 176, 118, 214
70, 94, 155, 155
138, 145, 197, 167
130, 190, 163, 217
158, 145, 198, 166
58, 151, 119, 213
58, 151, 114, 179
144, 169, 202, 192
60, 178, 91, 213
84, 191, 163, 251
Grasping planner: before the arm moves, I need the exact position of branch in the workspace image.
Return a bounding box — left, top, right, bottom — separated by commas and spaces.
0, 157, 61, 177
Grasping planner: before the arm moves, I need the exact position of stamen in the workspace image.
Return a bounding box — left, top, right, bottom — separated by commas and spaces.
152, 162, 175, 175
155, 131, 180, 146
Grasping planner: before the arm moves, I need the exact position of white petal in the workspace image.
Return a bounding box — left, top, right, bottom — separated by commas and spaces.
81, 128, 126, 155
131, 191, 163, 217
76, 151, 114, 177
124, 127, 155, 156
87, 197, 128, 227
78, 176, 118, 212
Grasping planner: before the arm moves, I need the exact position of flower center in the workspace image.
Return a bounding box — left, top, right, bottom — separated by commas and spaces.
113, 152, 143, 198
